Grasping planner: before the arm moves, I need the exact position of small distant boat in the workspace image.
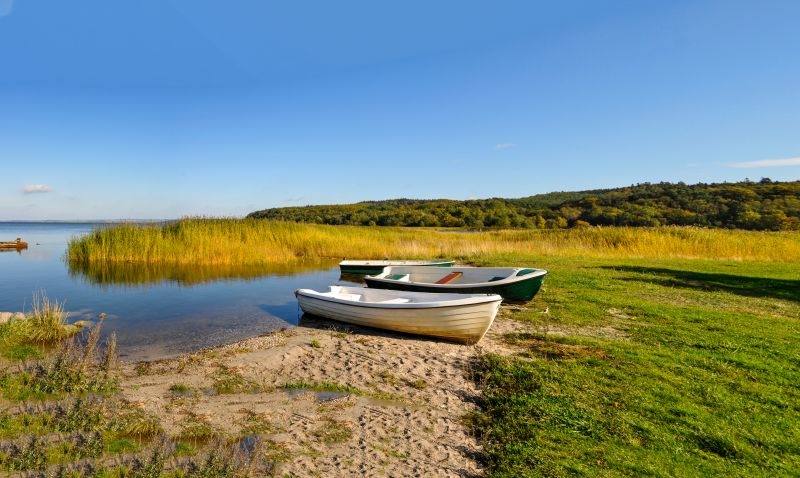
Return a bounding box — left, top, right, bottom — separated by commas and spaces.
0, 238, 28, 250
365, 266, 548, 302
295, 285, 502, 344
338, 259, 454, 275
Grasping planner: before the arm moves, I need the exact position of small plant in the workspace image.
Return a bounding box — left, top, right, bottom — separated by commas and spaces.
69, 430, 104, 459
79, 314, 105, 372
184, 446, 238, 476
0, 435, 48, 472
177, 414, 218, 443
174, 441, 197, 456
378, 370, 397, 386
0, 292, 78, 351
408, 379, 427, 390
105, 437, 139, 454
310, 339, 321, 348
3, 345, 41, 361
15, 326, 117, 399
313, 419, 353, 445
0, 320, 26, 350
279, 380, 361, 396
125, 441, 169, 477
237, 409, 274, 436
169, 383, 192, 394
26, 291, 72, 344
101, 331, 117, 372
50, 398, 104, 433
354, 336, 371, 345
134, 361, 153, 375
212, 367, 259, 395
372, 443, 409, 459
117, 406, 163, 439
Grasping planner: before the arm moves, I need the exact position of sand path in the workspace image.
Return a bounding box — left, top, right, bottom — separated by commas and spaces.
118, 313, 533, 477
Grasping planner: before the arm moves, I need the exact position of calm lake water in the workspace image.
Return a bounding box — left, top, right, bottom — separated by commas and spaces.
0, 222, 347, 361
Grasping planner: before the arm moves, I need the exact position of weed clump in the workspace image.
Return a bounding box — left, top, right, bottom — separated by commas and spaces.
0, 293, 290, 476
0, 292, 81, 349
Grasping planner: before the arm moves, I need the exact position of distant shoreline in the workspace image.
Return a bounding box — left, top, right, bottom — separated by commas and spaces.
0, 219, 174, 224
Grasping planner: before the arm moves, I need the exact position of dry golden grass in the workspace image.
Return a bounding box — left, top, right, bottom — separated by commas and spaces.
67, 218, 800, 265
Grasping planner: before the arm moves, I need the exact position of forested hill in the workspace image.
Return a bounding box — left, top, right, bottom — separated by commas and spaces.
247, 179, 800, 231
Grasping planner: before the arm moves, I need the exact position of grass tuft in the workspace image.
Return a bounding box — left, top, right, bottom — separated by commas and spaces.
314, 419, 353, 445
212, 367, 260, 395
0, 292, 79, 349
26, 291, 72, 344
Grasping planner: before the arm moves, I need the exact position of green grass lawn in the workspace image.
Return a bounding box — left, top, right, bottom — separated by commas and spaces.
469, 256, 800, 477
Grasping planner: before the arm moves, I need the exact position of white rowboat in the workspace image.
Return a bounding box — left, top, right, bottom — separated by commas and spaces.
295, 286, 502, 344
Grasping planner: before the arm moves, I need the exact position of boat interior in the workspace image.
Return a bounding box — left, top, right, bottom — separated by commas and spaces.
377, 266, 535, 285
307, 286, 485, 304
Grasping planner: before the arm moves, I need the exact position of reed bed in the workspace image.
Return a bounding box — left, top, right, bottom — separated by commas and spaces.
67, 218, 800, 265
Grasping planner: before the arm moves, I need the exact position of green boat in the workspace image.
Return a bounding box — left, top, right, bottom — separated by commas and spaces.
338, 259, 454, 275
364, 266, 547, 302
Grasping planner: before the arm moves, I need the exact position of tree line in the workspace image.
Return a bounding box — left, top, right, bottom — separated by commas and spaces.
247, 179, 800, 231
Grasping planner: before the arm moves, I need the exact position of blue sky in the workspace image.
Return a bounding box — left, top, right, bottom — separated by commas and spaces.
1, 0, 798, 220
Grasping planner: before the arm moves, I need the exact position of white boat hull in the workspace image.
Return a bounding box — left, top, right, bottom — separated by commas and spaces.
295, 286, 502, 344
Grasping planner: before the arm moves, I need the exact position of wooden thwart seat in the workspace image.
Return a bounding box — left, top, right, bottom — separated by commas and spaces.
379, 298, 411, 304
435, 271, 463, 284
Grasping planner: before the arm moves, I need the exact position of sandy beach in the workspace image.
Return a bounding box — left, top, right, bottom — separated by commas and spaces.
118, 310, 534, 477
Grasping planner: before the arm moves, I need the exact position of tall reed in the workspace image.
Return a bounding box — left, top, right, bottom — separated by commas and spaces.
67, 218, 800, 265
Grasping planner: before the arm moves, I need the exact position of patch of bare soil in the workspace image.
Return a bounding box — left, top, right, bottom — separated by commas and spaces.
119, 315, 528, 477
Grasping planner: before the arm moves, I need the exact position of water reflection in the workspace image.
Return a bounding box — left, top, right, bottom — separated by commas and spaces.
338, 272, 371, 283
0, 248, 26, 255
69, 260, 339, 287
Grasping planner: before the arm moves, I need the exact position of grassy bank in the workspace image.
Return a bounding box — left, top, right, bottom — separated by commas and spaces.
68, 218, 800, 265
468, 255, 799, 476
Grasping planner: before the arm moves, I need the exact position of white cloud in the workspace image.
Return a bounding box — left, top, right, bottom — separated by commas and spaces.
23, 184, 52, 194
729, 157, 800, 168
495, 143, 515, 150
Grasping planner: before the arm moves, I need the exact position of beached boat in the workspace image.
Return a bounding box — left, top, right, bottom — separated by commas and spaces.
338, 259, 454, 275
0, 238, 28, 250
364, 266, 548, 302
295, 285, 502, 344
